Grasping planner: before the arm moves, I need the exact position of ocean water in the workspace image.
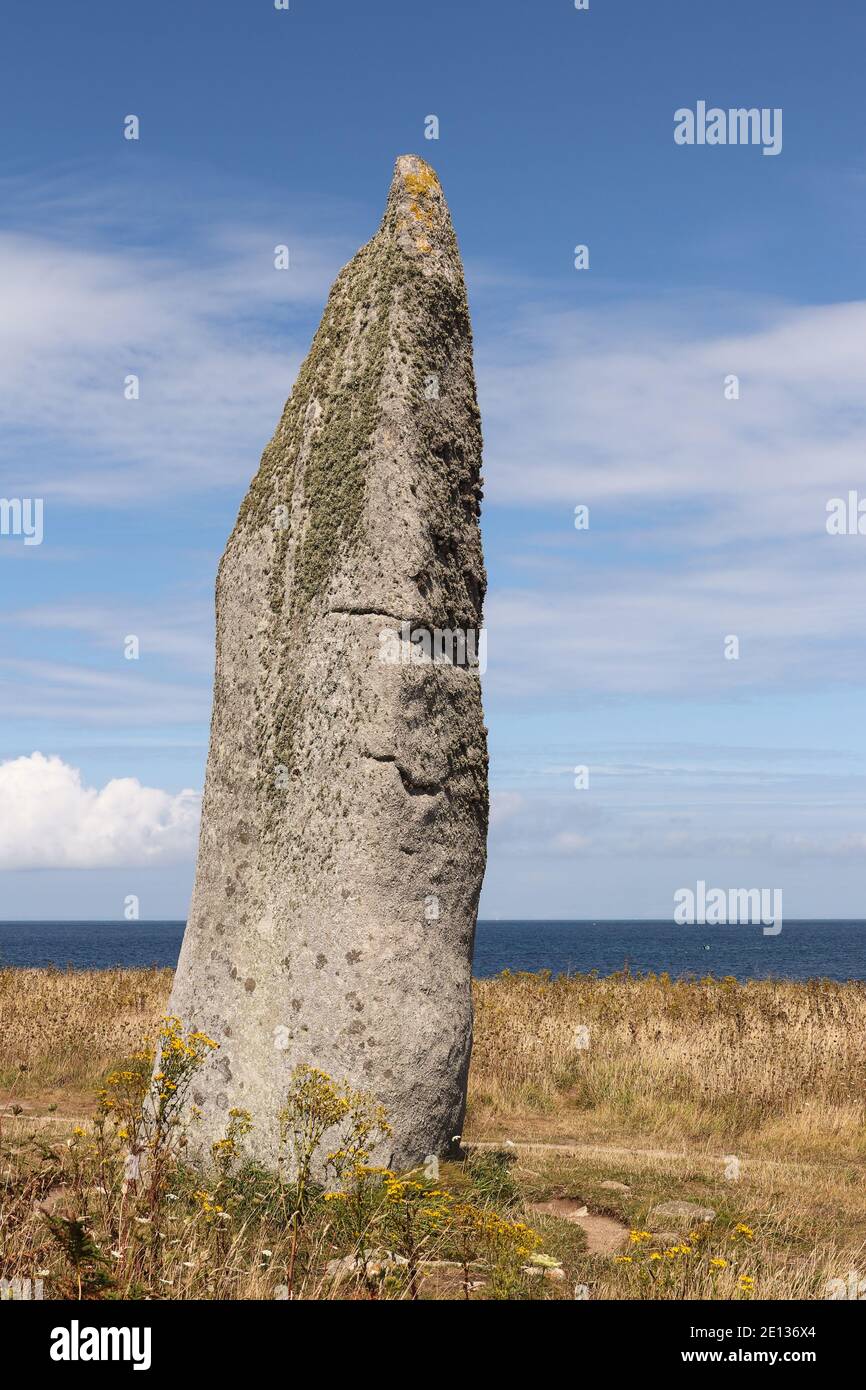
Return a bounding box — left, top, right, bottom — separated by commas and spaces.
0, 919, 863, 982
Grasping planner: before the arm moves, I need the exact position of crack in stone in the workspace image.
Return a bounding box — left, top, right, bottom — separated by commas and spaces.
364, 750, 442, 797
328, 607, 406, 621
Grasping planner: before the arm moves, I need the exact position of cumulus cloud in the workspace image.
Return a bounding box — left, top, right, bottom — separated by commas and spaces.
0, 753, 200, 868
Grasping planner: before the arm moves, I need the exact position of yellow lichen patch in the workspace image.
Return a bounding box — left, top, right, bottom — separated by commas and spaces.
416, 237, 432, 255
409, 199, 435, 229
404, 165, 439, 199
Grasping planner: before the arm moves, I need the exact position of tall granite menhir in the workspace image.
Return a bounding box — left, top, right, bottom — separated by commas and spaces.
166, 156, 488, 1169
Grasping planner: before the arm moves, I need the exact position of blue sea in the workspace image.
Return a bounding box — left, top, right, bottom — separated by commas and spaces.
0, 919, 863, 982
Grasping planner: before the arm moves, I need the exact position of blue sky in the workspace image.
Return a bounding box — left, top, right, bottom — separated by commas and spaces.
2, 0, 866, 920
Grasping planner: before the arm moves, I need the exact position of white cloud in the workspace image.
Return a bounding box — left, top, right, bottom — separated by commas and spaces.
0, 752, 200, 868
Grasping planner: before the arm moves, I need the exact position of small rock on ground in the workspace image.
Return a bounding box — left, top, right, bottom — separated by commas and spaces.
646, 1201, 716, 1231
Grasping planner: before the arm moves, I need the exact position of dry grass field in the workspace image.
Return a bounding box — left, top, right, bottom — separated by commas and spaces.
1, 966, 864, 1300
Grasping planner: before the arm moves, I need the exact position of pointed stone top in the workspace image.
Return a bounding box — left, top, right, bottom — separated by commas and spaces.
391, 152, 441, 193
394, 152, 434, 176
379, 154, 458, 272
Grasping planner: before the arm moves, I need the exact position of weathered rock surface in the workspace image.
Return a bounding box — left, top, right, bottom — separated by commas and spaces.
165, 155, 488, 1171
646, 1201, 716, 1231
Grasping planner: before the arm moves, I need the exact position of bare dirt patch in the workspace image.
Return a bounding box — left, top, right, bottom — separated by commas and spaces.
527, 1197, 630, 1254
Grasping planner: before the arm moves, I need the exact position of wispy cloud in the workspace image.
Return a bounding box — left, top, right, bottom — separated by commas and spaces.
0, 185, 351, 501
484, 543, 866, 699
489, 787, 866, 865
0, 657, 208, 726
0, 601, 214, 672
480, 298, 866, 530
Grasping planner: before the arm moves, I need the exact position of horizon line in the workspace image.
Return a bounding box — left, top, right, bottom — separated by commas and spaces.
2, 918, 866, 926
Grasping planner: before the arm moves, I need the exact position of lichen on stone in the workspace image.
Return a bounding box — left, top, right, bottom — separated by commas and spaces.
403, 164, 439, 198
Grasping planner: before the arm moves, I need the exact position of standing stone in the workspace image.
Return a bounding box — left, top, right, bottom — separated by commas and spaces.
166, 155, 488, 1170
